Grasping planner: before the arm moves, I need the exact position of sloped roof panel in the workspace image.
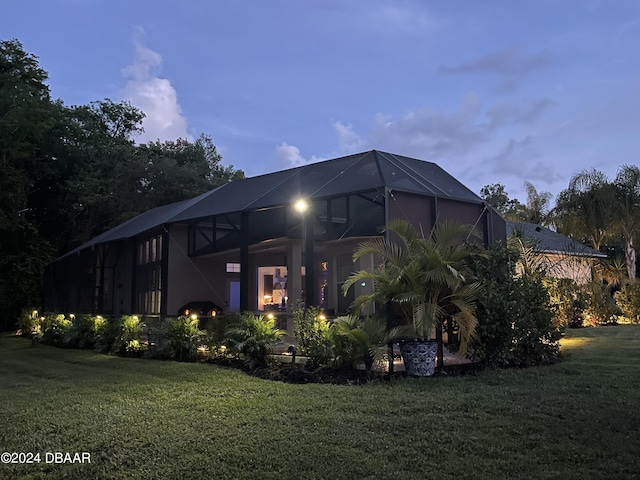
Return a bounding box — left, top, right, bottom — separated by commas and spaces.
507, 221, 607, 258
57, 150, 487, 260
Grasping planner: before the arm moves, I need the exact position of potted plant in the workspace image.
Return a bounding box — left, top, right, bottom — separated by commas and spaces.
343, 219, 482, 376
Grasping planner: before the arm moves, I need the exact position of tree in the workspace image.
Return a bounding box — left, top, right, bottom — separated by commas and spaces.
480, 182, 552, 224
479, 183, 526, 220
343, 219, 482, 356
523, 181, 553, 225
614, 165, 640, 280
0, 39, 57, 327
0, 39, 245, 329
136, 134, 244, 211
553, 169, 616, 251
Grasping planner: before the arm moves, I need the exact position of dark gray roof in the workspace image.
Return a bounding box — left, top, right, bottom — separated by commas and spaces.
60, 150, 484, 259
507, 221, 607, 258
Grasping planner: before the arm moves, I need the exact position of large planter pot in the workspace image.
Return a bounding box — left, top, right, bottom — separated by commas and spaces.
399, 340, 438, 377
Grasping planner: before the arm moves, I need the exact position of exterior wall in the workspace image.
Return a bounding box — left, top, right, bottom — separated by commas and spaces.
542, 253, 595, 284
387, 190, 506, 247
112, 242, 134, 315
166, 225, 229, 315
388, 190, 434, 233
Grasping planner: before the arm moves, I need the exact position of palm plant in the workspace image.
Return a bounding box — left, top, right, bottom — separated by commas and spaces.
613, 165, 640, 280
342, 219, 482, 356
553, 168, 616, 251
224, 312, 283, 368
524, 181, 553, 226
330, 315, 401, 373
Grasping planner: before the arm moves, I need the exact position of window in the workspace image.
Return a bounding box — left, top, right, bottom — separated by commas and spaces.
226, 263, 241, 273
138, 235, 162, 265
137, 234, 163, 314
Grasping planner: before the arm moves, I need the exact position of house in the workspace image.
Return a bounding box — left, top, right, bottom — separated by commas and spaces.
44, 150, 506, 329
506, 221, 607, 283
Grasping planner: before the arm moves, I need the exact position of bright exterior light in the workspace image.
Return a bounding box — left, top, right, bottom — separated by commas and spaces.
318, 314, 326, 321
267, 313, 275, 320
191, 314, 198, 320
294, 198, 309, 213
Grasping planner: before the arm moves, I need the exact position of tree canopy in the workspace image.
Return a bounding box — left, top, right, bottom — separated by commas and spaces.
0, 39, 244, 328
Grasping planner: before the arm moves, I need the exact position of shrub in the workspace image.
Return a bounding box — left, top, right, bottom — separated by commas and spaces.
17, 308, 41, 337
470, 244, 562, 367
107, 315, 146, 355
545, 278, 587, 329
293, 303, 333, 367
330, 315, 394, 372
509, 276, 562, 366
63, 314, 107, 349
40, 314, 71, 346
198, 313, 240, 362
614, 281, 640, 324
224, 312, 283, 368
584, 280, 620, 325
162, 315, 206, 361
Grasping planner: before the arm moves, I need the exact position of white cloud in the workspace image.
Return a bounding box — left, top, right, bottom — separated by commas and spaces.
121, 27, 190, 143
275, 142, 307, 168
274, 142, 328, 170
334, 121, 364, 153
359, 93, 490, 159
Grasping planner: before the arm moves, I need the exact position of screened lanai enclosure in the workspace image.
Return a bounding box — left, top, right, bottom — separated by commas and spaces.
44, 150, 506, 326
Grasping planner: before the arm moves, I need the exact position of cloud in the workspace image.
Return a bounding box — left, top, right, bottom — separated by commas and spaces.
440, 47, 551, 77
334, 121, 365, 153
487, 98, 556, 127
274, 142, 328, 170
121, 27, 190, 143
355, 93, 490, 159
364, 3, 436, 34
321, 1, 437, 36
483, 136, 562, 187
275, 143, 307, 168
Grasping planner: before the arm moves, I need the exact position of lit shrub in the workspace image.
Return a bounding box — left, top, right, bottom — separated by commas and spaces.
63, 314, 106, 349
161, 315, 206, 362
293, 303, 332, 367
584, 280, 620, 325
470, 244, 562, 367
107, 315, 146, 355
224, 312, 283, 369
545, 278, 587, 329
40, 314, 71, 346
614, 281, 640, 324
17, 308, 41, 337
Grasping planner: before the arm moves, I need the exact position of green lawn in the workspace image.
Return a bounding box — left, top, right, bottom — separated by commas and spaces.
1, 327, 639, 480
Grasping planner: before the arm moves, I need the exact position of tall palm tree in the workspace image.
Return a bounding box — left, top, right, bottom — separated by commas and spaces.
342, 219, 482, 356
614, 165, 640, 280
524, 181, 553, 225
553, 169, 616, 251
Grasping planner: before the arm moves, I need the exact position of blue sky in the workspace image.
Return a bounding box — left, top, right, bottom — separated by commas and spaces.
3, 0, 639, 204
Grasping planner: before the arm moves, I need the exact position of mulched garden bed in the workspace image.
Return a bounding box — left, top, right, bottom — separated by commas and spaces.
211, 358, 482, 385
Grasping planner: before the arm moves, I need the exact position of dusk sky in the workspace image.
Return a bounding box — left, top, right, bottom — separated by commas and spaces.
3, 0, 639, 204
